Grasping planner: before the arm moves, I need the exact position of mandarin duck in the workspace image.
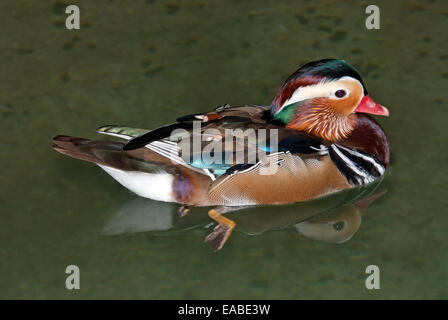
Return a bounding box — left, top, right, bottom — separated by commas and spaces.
52, 59, 390, 250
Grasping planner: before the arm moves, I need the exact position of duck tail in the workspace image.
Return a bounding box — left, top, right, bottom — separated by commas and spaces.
52, 135, 212, 204
52, 135, 125, 167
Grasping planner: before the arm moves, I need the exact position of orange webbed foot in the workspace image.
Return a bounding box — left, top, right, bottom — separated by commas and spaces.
204, 209, 236, 251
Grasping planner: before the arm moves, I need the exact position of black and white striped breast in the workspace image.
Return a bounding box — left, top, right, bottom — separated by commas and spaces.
329, 144, 385, 186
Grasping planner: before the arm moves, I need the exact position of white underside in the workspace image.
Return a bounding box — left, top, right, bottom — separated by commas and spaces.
97, 165, 175, 202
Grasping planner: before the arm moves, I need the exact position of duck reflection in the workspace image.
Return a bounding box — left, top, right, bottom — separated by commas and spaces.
102, 178, 386, 248
293, 189, 385, 243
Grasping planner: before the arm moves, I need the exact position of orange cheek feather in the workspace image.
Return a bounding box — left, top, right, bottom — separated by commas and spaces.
286, 98, 356, 142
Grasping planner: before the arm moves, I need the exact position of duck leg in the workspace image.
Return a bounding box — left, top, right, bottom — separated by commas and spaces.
178, 205, 190, 217
204, 209, 236, 251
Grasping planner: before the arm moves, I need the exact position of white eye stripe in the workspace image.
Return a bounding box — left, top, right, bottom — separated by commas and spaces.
277, 76, 361, 113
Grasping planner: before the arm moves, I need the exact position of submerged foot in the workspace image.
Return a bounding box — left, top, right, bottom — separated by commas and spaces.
178, 205, 190, 217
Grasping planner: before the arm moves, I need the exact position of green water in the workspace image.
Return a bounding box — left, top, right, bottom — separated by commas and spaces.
1, 0, 447, 299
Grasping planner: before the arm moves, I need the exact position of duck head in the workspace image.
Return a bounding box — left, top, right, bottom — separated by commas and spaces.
271, 59, 389, 142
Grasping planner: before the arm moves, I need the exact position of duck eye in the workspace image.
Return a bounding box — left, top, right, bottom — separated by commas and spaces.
335, 89, 346, 98
333, 221, 345, 231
